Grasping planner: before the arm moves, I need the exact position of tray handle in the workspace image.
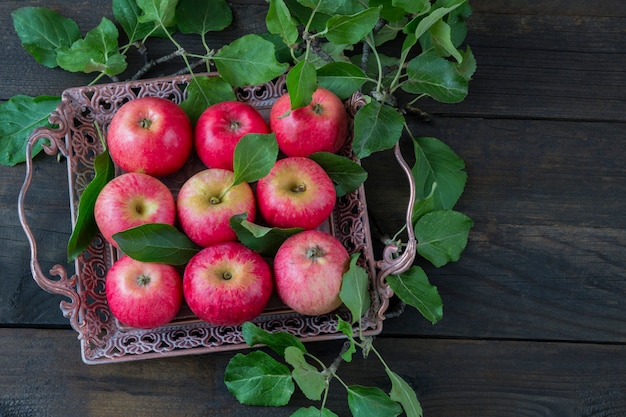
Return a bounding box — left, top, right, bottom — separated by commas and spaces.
375, 141, 417, 320
17, 126, 83, 332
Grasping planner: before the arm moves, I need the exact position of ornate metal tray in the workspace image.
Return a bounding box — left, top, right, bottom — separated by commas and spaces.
18, 74, 417, 364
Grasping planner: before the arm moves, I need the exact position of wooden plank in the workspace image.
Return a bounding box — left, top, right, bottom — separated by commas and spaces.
365, 117, 626, 342
1, 328, 625, 417
1, 1, 625, 123
422, 11, 626, 121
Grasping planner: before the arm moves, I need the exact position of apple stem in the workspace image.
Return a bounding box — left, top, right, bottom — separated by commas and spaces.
222, 271, 233, 281
306, 245, 325, 260
209, 196, 221, 205
292, 183, 307, 193
137, 274, 151, 286
139, 117, 152, 129
229, 120, 240, 131
312, 102, 324, 115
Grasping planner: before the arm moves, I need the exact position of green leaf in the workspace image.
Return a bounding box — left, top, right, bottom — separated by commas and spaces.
316, 62, 369, 100
180, 75, 237, 123
230, 214, 303, 257
56, 17, 127, 76
295, 0, 356, 16
404, 1, 463, 39
387, 266, 443, 324
286, 60, 317, 109
336, 317, 356, 362
0, 95, 60, 166
67, 147, 115, 262
347, 385, 403, 417
284, 346, 326, 401
176, 0, 232, 35
112, 223, 200, 265
352, 100, 404, 160
414, 210, 473, 267
11, 7, 81, 68
232, 133, 279, 186
214, 34, 289, 87
386, 369, 423, 417
412, 182, 437, 224
224, 351, 295, 406
267, 0, 299, 46
325, 7, 381, 45
402, 51, 468, 103
136, 0, 179, 28
309, 152, 367, 197
411, 136, 467, 210
426, 19, 463, 62
339, 254, 371, 324
113, 0, 165, 43
457, 46, 477, 81
241, 321, 307, 356
392, 0, 430, 14
291, 407, 339, 417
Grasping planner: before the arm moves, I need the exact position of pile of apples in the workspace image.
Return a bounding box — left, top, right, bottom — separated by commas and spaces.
95, 87, 354, 329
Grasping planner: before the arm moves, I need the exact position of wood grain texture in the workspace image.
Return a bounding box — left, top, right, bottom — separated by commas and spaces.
1, 328, 625, 417
1, 0, 625, 416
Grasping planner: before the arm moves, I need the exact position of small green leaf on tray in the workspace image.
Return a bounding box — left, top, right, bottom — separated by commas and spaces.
241, 321, 307, 356
112, 223, 200, 265
339, 254, 371, 324
230, 214, 302, 257
386, 266, 443, 325
224, 350, 295, 406
309, 151, 367, 197
336, 317, 357, 362
67, 146, 115, 262
232, 133, 278, 186
0, 95, 60, 167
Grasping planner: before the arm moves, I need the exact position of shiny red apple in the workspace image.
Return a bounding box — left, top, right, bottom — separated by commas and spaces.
183, 241, 273, 326
105, 256, 183, 329
273, 230, 350, 316
195, 101, 270, 171
269, 87, 348, 157
256, 156, 336, 230
94, 172, 176, 248
177, 168, 256, 247
107, 96, 193, 177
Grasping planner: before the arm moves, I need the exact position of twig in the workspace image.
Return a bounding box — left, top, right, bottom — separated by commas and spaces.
131, 48, 186, 80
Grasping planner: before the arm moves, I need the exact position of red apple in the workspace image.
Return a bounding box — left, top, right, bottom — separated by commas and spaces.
94, 172, 176, 248
273, 230, 350, 316
195, 101, 270, 171
105, 256, 183, 329
183, 241, 273, 326
107, 96, 193, 177
269, 87, 348, 157
177, 168, 256, 247
256, 156, 336, 230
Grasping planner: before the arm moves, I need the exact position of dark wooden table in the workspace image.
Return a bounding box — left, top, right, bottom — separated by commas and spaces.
2, 1, 626, 416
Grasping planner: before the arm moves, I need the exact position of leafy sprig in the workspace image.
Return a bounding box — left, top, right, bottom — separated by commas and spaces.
5, 0, 477, 415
